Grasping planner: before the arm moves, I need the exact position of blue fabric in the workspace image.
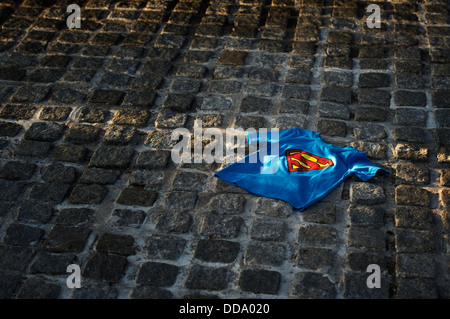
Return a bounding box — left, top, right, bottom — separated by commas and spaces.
214, 128, 389, 211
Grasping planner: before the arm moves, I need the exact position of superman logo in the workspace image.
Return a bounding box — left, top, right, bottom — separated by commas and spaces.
286, 149, 334, 172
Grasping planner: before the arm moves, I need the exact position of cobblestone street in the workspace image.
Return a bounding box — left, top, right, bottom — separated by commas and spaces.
0, 0, 449, 299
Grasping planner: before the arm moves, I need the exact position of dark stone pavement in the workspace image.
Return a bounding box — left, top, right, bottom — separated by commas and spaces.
0, 0, 449, 299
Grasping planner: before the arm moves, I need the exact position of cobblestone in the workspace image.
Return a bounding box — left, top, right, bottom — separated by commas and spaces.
395, 185, 430, 207
95, 233, 136, 257
16, 201, 53, 224
441, 169, 450, 187
111, 209, 145, 228
0, 121, 22, 137
89, 89, 124, 105
393, 127, 429, 144
218, 51, 247, 66
64, 124, 102, 145
55, 208, 93, 227
347, 227, 385, 252
342, 272, 389, 299
77, 107, 109, 123
27, 183, 70, 204
112, 109, 150, 127
41, 163, 76, 184
40, 106, 72, 122
89, 146, 134, 169
53, 144, 87, 163
348, 205, 384, 228
396, 163, 430, 185
350, 183, 386, 205
395, 229, 435, 253
43, 226, 91, 253
0, 104, 35, 119
244, 241, 285, 267
116, 187, 158, 207
136, 262, 179, 287
250, 218, 286, 241
0, 0, 448, 300
153, 209, 192, 233
4, 223, 44, 247
29, 251, 76, 275
357, 89, 391, 106
298, 224, 337, 247
319, 86, 351, 105
15, 277, 61, 299
208, 193, 246, 215
200, 214, 243, 239
316, 119, 347, 137
432, 90, 450, 108
69, 184, 108, 205
394, 143, 429, 162
102, 125, 136, 146
395, 278, 439, 299
394, 108, 428, 127
194, 239, 240, 263
394, 90, 427, 107
297, 247, 336, 271
162, 93, 194, 112
358, 73, 390, 88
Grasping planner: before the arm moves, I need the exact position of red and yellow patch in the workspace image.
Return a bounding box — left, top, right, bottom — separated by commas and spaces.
286, 149, 334, 172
